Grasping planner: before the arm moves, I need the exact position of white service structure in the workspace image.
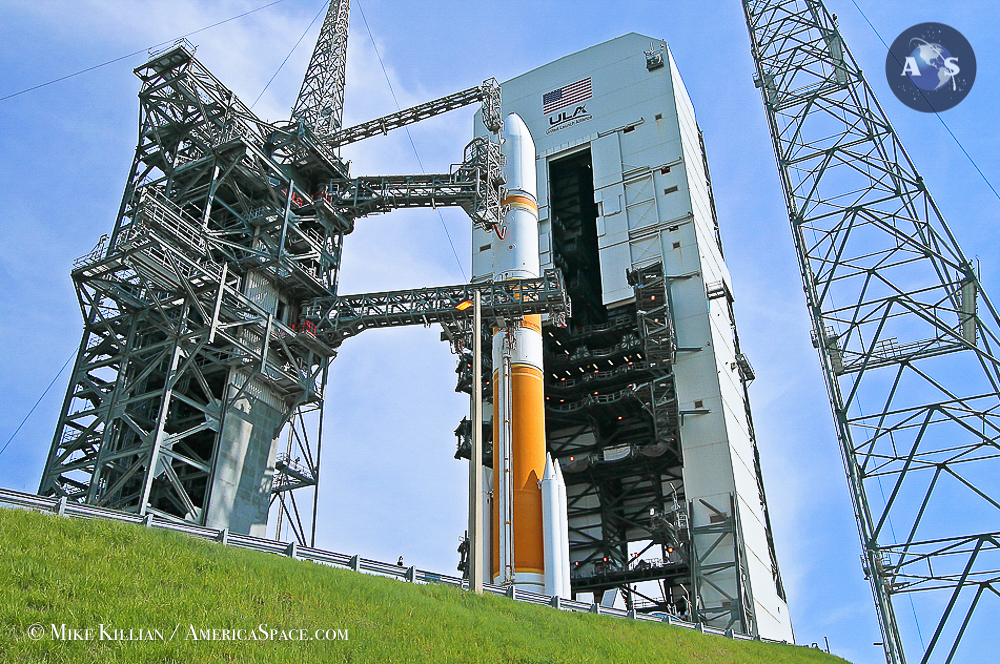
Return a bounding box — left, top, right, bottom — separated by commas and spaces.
473, 33, 793, 641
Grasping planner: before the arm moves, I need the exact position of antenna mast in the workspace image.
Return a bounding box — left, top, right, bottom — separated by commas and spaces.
291, 0, 350, 136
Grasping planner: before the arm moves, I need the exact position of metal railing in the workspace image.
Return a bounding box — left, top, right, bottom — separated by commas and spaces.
1, 487, 801, 647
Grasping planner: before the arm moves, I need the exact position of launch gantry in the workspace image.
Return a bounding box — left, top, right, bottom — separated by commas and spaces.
39, 1, 567, 546
744, 1, 1000, 662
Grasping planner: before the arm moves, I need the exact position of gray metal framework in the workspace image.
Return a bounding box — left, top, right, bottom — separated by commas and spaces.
687, 495, 755, 634
291, 0, 350, 137
324, 134, 506, 233
744, 2, 1000, 662
40, 41, 344, 540
39, 32, 522, 545
628, 264, 681, 464
629, 263, 757, 634
329, 79, 503, 147
303, 268, 570, 348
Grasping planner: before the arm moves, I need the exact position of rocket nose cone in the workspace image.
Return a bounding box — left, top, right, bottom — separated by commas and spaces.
543, 452, 555, 480
501, 113, 537, 199
502, 113, 531, 141
553, 457, 565, 483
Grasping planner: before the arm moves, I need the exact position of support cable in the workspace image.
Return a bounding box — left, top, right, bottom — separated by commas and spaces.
354, 0, 468, 282
251, 0, 330, 110
0, 0, 295, 103
0, 350, 75, 458
848, 0, 999, 201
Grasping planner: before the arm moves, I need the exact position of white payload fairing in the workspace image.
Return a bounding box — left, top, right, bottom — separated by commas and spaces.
489, 113, 571, 597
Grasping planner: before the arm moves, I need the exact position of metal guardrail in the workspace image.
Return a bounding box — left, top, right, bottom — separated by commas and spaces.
0, 487, 800, 647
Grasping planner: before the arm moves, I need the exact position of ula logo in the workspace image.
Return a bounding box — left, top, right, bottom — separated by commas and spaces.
546, 105, 591, 134
885, 23, 976, 112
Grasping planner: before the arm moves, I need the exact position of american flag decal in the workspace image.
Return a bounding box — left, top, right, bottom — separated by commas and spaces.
542, 78, 592, 115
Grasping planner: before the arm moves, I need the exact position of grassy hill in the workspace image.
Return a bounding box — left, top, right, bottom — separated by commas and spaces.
0, 507, 849, 664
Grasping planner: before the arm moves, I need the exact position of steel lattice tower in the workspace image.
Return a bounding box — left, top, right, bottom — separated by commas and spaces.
38, 0, 524, 546
291, 0, 350, 137
38, 41, 349, 542
743, 1, 1000, 662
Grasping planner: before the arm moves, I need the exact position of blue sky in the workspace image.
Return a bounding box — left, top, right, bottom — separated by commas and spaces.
1, 2, 997, 662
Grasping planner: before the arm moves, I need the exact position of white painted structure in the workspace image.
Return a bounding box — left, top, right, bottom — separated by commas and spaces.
474, 33, 793, 641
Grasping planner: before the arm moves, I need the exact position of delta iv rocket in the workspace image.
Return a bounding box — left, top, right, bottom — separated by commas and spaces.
490, 114, 570, 596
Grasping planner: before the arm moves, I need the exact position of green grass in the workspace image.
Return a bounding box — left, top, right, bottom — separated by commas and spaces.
0, 508, 849, 664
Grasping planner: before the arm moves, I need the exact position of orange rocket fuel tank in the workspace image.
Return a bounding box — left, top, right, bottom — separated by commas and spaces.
491, 317, 547, 582
489, 113, 547, 592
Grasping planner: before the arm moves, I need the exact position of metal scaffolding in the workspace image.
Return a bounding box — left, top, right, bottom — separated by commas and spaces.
303, 268, 570, 348
38, 29, 531, 545
291, 0, 350, 137
744, 1, 1000, 662
40, 41, 343, 538
328, 79, 503, 147
322, 135, 506, 232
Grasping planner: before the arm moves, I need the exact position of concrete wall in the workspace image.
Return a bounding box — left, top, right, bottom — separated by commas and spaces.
204, 269, 289, 538
205, 372, 284, 538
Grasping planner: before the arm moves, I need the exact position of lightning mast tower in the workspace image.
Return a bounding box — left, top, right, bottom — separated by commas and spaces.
744, 2, 1000, 662
291, 0, 350, 137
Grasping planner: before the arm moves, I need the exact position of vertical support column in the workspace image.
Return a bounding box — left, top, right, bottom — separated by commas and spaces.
311, 366, 330, 548
468, 290, 484, 594
138, 322, 187, 515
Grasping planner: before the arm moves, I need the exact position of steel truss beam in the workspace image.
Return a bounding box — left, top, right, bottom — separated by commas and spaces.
328, 79, 503, 147
302, 268, 571, 348
325, 133, 507, 232
744, 2, 1000, 662
688, 495, 757, 635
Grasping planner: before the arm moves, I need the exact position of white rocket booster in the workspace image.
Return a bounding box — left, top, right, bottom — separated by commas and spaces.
491, 114, 547, 593
554, 458, 571, 598
540, 454, 560, 596
540, 453, 571, 598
